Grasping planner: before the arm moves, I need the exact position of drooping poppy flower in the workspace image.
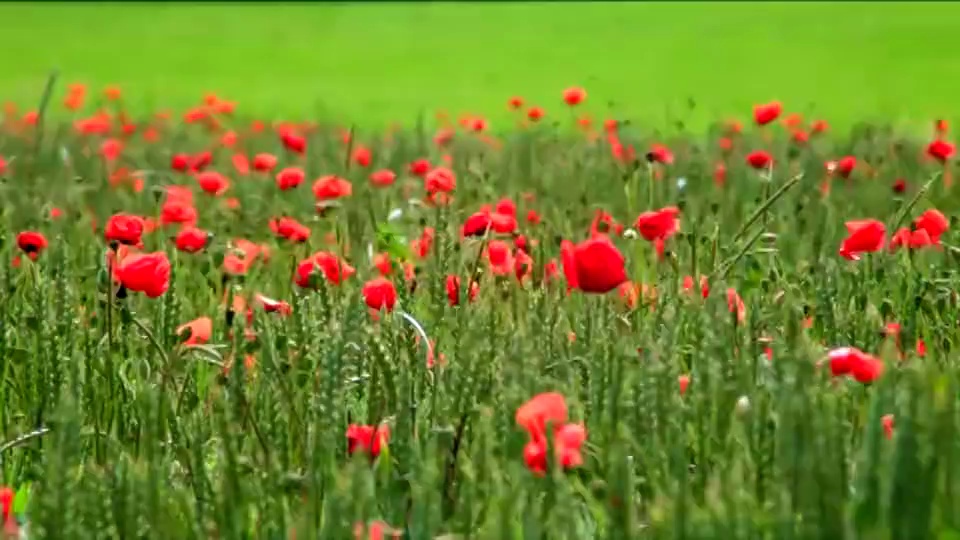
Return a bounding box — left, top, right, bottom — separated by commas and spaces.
275, 166, 305, 190
346, 424, 390, 458
269, 216, 311, 243
189, 151, 212, 173
160, 199, 198, 227
312, 175, 352, 200
174, 226, 210, 253
927, 140, 955, 163
352, 145, 372, 167
410, 227, 435, 259
726, 288, 746, 323
115, 251, 170, 298
195, 171, 230, 196
562, 87, 586, 107
445, 274, 479, 306
746, 150, 773, 169
425, 166, 456, 194
16, 231, 48, 260
280, 129, 306, 154
914, 209, 949, 242
251, 152, 278, 173
881, 414, 894, 440
839, 219, 886, 260
568, 235, 628, 293
753, 101, 782, 126
369, 168, 396, 187
362, 276, 398, 312
177, 316, 212, 346
104, 213, 145, 247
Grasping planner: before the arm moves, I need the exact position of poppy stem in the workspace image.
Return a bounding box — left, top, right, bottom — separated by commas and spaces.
731, 172, 803, 243
888, 172, 940, 233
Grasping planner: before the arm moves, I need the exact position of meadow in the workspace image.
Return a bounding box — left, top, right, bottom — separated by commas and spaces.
1, 2, 960, 539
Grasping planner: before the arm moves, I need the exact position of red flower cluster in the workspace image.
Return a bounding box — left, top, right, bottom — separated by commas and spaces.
515, 392, 586, 475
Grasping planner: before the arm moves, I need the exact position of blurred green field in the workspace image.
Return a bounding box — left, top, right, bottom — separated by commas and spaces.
2, 2, 960, 130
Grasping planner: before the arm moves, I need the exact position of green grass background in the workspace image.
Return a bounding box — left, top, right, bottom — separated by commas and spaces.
2, 2, 960, 130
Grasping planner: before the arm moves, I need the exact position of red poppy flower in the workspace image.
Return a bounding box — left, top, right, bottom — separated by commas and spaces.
791, 130, 809, 145
177, 316, 212, 346
346, 424, 390, 458
514, 249, 534, 282
16, 231, 48, 259
892, 179, 907, 193
280, 129, 306, 154
370, 168, 396, 187
486, 240, 514, 276
100, 138, 123, 162
526, 209, 541, 225
914, 209, 949, 242
175, 226, 210, 253
823, 347, 883, 383
295, 251, 355, 288
223, 254, 254, 276
560, 239, 578, 291
196, 171, 230, 196
835, 156, 856, 178
678, 374, 691, 396
635, 206, 680, 242
352, 145, 372, 167
753, 101, 782, 126
165, 185, 194, 205
647, 144, 674, 165
0, 156, 7, 176
252, 153, 278, 173
839, 219, 886, 260
562, 87, 586, 107
275, 166, 305, 190
682, 275, 710, 299
409, 158, 431, 177
411, 227, 434, 259
527, 107, 544, 122
568, 235, 628, 293
446, 275, 479, 306
927, 140, 955, 163
312, 175, 353, 200
810, 119, 829, 134
189, 151, 212, 173
508, 96, 524, 110
746, 150, 773, 169
516, 392, 568, 441
104, 213, 145, 246
425, 166, 456, 194
462, 211, 492, 237
231, 153, 250, 176
116, 251, 170, 298
160, 199, 198, 227
362, 277, 398, 312
589, 209, 621, 237
269, 216, 311, 243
